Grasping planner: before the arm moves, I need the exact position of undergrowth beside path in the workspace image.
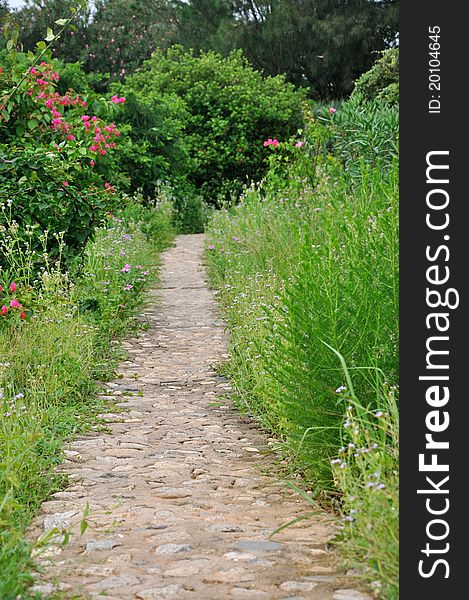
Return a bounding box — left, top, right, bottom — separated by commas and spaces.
0, 199, 175, 599
205, 99, 399, 598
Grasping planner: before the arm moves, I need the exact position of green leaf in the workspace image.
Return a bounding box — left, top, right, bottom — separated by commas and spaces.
45, 27, 56, 42
55, 18, 68, 26
36, 41, 47, 50
28, 119, 37, 130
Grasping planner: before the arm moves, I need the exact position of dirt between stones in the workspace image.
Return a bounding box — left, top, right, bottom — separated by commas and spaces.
28, 234, 371, 600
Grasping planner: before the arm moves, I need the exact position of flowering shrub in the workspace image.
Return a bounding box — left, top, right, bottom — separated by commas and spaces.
0, 50, 127, 264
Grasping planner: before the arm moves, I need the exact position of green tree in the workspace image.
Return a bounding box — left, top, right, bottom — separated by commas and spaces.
86, 0, 177, 79
172, 0, 399, 99
13, 0, 91, 63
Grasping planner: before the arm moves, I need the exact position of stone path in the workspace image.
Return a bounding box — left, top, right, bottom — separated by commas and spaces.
29, 235, 371, 600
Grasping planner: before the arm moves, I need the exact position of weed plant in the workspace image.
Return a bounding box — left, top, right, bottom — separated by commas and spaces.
205, 98, 399, 597
0, 197, 174, 599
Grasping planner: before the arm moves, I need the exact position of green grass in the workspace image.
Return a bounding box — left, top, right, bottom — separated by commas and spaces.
205, 99, 399, 597
0, 199, 175, 599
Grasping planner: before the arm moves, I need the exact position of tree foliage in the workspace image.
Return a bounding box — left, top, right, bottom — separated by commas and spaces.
172, 0, 399, 99
124, 46, 305, 203
7, 0, 399, 100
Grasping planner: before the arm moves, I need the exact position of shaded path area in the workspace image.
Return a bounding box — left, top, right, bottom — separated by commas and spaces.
29, 235, 370, 600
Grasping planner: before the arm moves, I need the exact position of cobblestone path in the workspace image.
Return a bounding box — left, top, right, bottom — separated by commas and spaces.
29, 235, 370, 600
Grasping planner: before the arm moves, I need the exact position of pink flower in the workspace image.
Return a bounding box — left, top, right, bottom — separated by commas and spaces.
124, 284, 133, 291
0, 305, 8, 316
121, 263, 131, 273
295, 141, 304, 148
90, 159, 95, 167
30, 67, 37, 75
100, 149, 107, 155
67, 134, 75, 141
105, 182, 111, 189
111, 95, 126, 104
45, 98, 54, 108
62, 181, 69, 187
91, 116, 98, 122
329, 107, 337, 114
208, 244, 215, 250
9, 282, 17, 292
10, 299, 20, 308
263, 138, 279, 147
81, 115, 90, 122
20, 312, 27, 319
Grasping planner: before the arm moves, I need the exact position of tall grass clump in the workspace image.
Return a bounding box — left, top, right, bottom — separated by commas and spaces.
205, 97, 399, 596
0, 196, 174, 599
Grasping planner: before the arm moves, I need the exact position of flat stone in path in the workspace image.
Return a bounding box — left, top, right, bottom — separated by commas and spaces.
29, 235, 372, 599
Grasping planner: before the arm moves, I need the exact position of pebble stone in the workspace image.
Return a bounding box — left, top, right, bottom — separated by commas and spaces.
28, 235, 373, 599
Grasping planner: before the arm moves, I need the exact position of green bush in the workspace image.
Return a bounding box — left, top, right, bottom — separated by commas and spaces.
124, 46, 305, 204
317, 97, 399, 180
352, 49, 399, 105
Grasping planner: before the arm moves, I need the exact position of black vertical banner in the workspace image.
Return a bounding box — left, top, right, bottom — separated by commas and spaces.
401, 2, 466, 598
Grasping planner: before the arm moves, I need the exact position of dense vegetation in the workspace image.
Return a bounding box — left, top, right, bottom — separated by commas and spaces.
205, 97, 399, 597
6, 0, 398, 99
1, 2, 399, 598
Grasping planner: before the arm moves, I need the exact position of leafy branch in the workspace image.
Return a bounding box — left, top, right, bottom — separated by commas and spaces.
1, 1, 89, 116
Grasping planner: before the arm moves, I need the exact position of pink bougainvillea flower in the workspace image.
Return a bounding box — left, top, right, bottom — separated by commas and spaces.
10, 299, 20, 308
81, 115, 90, 122
9, 282, 17, 292
263, 138, 273, 147
90, 159, 95, 167
20, 312, 27, 319
329, 107, 337, 114
0, 305, 8, 316
295, 141, 304, 148
30, 67, 37, 75
121, 263, 131, 273
124, 284, 133, 290
104, 182, 111, 189
67, 134, 75, 141
263, 138, 279, 147
62, 181, 69, 187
